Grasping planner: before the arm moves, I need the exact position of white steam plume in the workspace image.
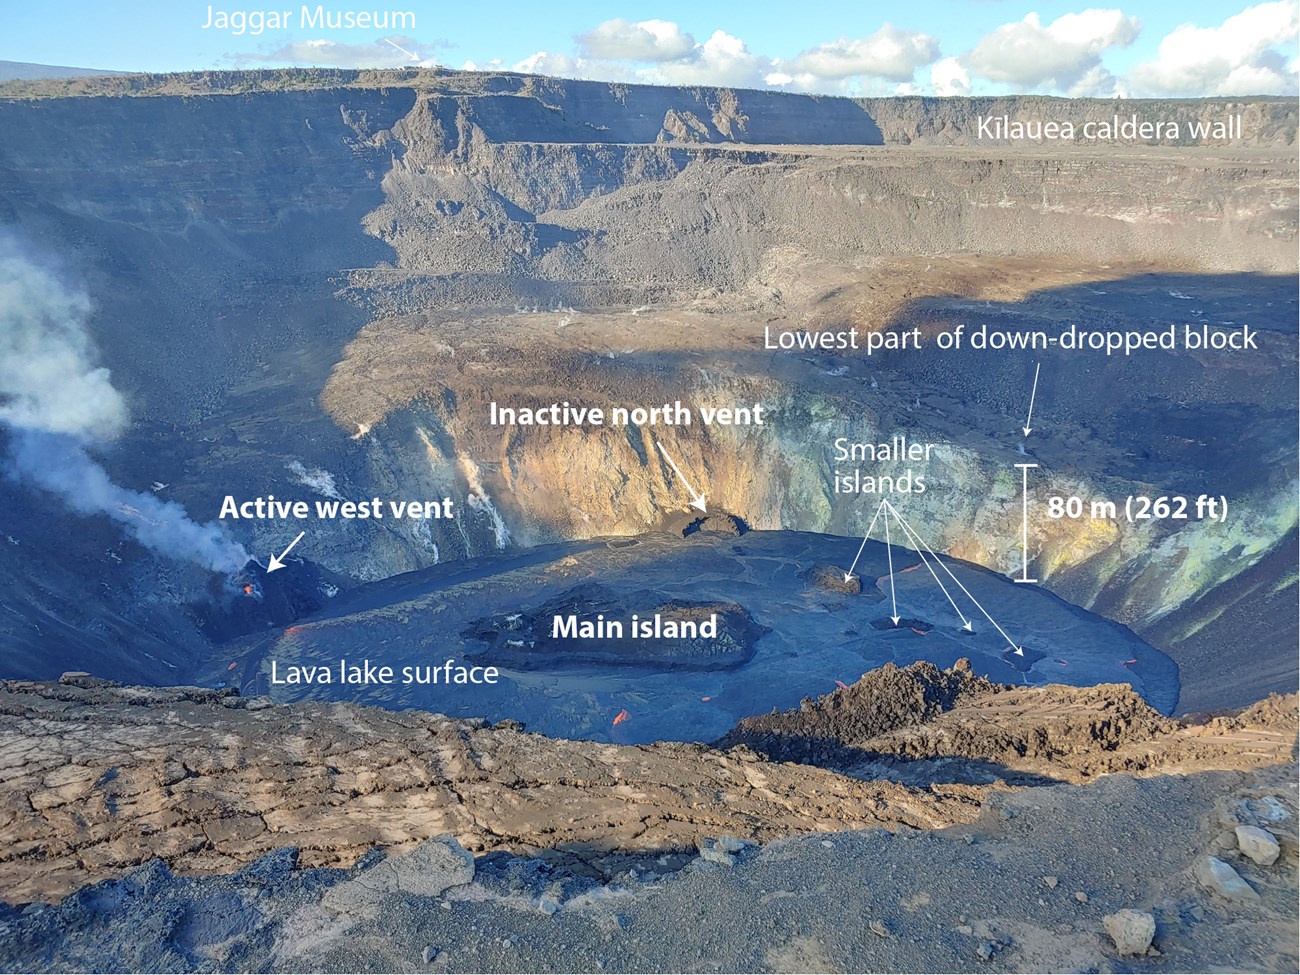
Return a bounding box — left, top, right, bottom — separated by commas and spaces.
0, 232, 249, 573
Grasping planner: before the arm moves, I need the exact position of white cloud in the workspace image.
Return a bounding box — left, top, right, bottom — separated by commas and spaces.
646, 30, 772, 88
481, 7, 1296, 98
539, 19, 941, 94
931, 56, 971, 96
969, 8, 1141, 90
239, 35, 439, 68
513, 51, 580, 76
1068, 64, 1127, 97
783, 24, 940, 82
228, 7, 1300, 98
578, 19, 696, 61
1129, 1, 1299, 95
761, 71, 845, 93
515, 29, 765, 89
509, 51, 640, 84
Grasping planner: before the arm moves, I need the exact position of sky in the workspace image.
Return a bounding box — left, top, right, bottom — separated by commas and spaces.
3, 0, 1298, 96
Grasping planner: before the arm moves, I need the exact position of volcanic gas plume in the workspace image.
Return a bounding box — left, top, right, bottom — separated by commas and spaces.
0, 231, 248, 573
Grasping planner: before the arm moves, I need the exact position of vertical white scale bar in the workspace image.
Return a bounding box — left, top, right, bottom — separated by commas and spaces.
1014, 462, 1038, 584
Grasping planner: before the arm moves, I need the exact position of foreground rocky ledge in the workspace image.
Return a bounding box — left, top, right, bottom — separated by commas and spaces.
0, 663, 1294, 905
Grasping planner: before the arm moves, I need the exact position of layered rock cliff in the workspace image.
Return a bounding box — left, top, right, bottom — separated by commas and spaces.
2, 664, 1293, 905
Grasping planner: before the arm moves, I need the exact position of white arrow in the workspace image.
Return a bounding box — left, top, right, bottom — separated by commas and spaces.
267, 531, 305, 573
655, 440, 707, 512
883, 509, 900, 625
1023, 361, 1040, 437
381, 37, 421, 62
882, 501, 972, 632
885, 503, 1024, 655
844, 499, 886, 583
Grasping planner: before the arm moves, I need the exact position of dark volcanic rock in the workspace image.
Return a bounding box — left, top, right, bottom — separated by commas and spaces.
660, 510, 749, 538
716, 658, 1273, 782
870, 617, 934, 632
799, 564, 863, 594
195, 558, 348, 643
718, 660, 989, 763
463, 584, 767, 671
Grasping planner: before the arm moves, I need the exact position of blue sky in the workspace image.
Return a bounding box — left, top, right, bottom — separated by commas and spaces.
3, 1, 1297, 95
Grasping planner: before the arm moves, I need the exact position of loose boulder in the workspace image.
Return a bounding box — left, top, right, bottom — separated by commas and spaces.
1194, 855, 1259, 902
1236, 825, 1281, 866
1103, 909, 1156, 955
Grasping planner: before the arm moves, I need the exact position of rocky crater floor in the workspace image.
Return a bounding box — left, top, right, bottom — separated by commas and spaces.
0, 665, 1294, 972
